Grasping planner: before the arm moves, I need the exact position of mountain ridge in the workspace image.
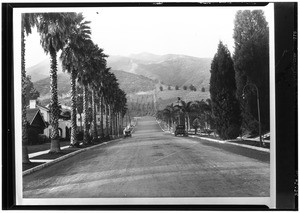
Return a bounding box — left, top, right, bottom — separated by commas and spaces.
107, 52, 212, 90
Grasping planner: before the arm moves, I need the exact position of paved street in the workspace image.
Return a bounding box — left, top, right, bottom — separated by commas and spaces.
23, 116, 270, 198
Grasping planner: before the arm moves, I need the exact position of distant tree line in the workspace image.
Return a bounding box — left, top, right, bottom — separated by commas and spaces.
159, 84, 198, 91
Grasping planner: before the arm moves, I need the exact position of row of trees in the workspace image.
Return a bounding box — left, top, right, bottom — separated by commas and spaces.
156, 99, 214, 134
159, 84, 198, 91
209, 10, 269, 140
22, 13, 127, 163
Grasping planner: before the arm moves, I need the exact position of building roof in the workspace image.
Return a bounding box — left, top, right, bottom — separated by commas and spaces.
27, 103, 49, 111
26, 108, 39, 124
37, 104, 49, 111
26, 108, 47, 127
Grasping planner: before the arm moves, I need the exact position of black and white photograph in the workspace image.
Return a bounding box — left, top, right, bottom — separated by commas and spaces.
5, 1, 296, 210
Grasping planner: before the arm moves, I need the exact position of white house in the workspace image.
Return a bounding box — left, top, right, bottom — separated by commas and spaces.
29, 100, 71, 139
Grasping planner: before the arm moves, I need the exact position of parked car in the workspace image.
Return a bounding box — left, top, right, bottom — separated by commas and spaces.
123, 127, 132, 138
175, 124, 188, 137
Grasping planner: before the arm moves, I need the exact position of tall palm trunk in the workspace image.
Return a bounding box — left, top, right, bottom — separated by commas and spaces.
21, 22, 30, 163
184, 114, 187, 130
83, 85, 89, 144
118, 113, 121, 135
91, 89, 97, 141
187, 114, 190, 131
112, 112, 116, 137
116, 112, 119, 137
109, 105, 113, 137
119, 112, 122, 136
70, 69, 78, 147
49, 48, 61, 153
105, 103, 109, 137
79, 113, 82, 131
188, 116, 190, 131
99, 95, 104, 138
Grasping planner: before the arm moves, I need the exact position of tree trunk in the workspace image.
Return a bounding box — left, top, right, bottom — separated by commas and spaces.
99, 95, 104, 138
109, 105, 113, 137
91, 89, 97, 141
119, 112, 123, 136
21, 23, 30, 163
184, 114, 187, 131
187, 114, 190, 131
83, 85, 89, 144
117, 113, 120, 137
114, 112, 117, 137
119, 113, 122, 135
105, 103, 109, 138
70, 69, 78, 147
79, 113, 82, 131
114, 112, 117, 136
49, 48, 61, 153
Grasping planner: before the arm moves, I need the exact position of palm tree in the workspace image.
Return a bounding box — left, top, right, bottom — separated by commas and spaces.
99, 94, 105, 138
88, 47, 107, 142
37, 13, 77, 153
103, 71, 119, 138
78, 41, 107, 143
119, 90, 128, 135
98, 68, 111, 138
176, 100, 194, 131
22, 13, 38, 163
60, 13, 91, 147
113, 88, 127, 136
163, 104, 177, 131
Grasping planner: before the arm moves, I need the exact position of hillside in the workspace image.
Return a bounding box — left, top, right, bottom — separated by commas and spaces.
34, 72, 70, 98
107, 52, 212, 91
111, 70, 157, 94
33, 70, 156, 97
156, 89, 210, 110
27, 58, 63, 82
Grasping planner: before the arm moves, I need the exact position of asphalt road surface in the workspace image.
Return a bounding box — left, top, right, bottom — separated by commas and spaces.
23, 116, 270, 198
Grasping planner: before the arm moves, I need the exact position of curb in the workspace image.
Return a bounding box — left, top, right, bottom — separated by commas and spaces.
156, 120, 269, 153
188, 135, 270, 153
28, 145, 69, 158
23, 138, 123, 176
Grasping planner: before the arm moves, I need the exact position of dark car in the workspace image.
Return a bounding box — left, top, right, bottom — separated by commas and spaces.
174, 124, 188, 137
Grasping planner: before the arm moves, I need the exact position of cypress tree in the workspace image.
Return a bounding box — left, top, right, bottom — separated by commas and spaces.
233, 10, 269, 134
210, 41, 242, 139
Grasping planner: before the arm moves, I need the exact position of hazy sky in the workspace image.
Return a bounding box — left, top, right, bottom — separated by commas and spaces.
25, 6, 271, 68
